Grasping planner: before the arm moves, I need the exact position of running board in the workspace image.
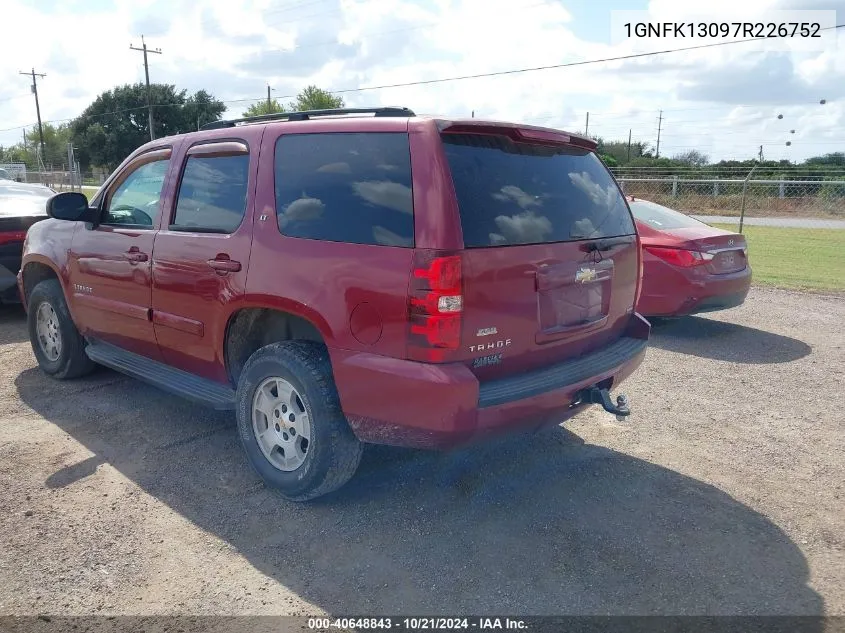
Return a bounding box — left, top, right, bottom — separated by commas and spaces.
85, 340, 236, 410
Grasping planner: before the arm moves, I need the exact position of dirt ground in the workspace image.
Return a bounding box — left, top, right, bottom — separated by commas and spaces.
0, 287, 842, 617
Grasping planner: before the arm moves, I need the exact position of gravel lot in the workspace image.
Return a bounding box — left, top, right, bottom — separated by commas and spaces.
0, 287, 843, 617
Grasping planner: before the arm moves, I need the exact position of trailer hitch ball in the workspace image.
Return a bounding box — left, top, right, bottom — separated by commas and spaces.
615, 394, 630, 422
575, 386, 632, 421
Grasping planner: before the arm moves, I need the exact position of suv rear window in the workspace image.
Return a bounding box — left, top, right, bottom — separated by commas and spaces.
442, 133, 635, 247
274, 133, 414, 247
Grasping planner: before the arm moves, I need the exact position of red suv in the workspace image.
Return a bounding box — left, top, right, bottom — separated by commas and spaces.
19, 107, 649, 500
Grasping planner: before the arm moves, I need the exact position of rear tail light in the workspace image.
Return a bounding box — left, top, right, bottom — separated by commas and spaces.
635, 235, 644, 307
645, 246, 714, 268
408, 252, 463, 362
0, 231, 27, 246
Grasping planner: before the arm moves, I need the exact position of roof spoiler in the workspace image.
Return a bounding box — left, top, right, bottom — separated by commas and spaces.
437, 120, 597, 150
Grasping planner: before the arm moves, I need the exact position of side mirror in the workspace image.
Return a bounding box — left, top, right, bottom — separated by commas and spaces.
46, 192, 99, 223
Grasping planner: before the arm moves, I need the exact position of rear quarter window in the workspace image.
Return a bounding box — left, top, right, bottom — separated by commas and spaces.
442, 133, 635, 247
274, 132, 414, 247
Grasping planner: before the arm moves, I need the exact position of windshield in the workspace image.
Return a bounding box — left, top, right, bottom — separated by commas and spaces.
0, 183, 54, 199
628, 199, 707, 230
442, 133, 635, 248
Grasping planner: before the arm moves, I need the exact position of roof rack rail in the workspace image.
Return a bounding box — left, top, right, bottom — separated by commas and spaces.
201, 106, 416, 130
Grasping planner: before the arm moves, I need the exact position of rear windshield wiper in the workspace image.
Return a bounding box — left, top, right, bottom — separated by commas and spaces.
582, 235, 636, 252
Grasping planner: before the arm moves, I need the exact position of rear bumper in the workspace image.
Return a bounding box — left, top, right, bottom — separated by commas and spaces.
332, 314, 650, 449
639, 266, 752, 317
0, 263, 21, 302
0, 242, 24, 303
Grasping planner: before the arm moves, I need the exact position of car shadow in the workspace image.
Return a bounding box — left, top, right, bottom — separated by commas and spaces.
649, 316, 811, 364
15, 367, 823, 617
0, 303, 27, 345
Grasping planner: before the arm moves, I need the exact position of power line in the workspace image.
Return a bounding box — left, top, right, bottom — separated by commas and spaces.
0, 93, 30, 103
1, 96, 267, 133
585, 100, 834, 119
267, 23, 845, 99
2, 23, 843, 137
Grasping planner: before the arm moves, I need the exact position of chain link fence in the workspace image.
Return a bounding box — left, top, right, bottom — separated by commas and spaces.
9, 166, 845, 229
12, 170, 105, 195
613, 173, 845, 231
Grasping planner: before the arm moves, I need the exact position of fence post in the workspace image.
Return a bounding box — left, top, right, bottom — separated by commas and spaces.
779, 179, 785, 198
672, 175, 678, 197
740, 165, 759, 234
714, 178, 719, 197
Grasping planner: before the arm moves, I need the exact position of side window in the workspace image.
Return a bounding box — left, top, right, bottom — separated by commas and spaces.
274, 133, 414, 247
104, 159, 170, 227
172, 154, 250, 233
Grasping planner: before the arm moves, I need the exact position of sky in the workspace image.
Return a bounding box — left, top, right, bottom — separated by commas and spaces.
1, 0, 843, 164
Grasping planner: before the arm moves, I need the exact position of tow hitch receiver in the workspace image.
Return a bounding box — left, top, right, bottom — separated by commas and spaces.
573, 387, 631, 422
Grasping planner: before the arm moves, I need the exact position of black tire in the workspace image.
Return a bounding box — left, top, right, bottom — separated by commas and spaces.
235, 341, 363, 501
27, 279, 95, 380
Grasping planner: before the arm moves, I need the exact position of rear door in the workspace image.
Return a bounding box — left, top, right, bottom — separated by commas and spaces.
151, 139, 255, 383
440, 128, 639, 379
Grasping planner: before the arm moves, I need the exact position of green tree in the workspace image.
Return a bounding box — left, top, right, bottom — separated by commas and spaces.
804, 152, 844, 167
242, 99, 286, 117
288, 85, 344, 111
599, 153, 618, 167
594, 137, 652, 166
671, 149, 710, 167
184, 89, 227, 131
24, 123, 72, 166
0, 144, 30, 166
71, 83, 225, 169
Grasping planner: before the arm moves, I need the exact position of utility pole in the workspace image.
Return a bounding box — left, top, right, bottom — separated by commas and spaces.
585, 111, 590, 136
267, 85, 272, 110
130, 36, 162, 141
758, 145, 764, 161
67, 143, 74, 191
627, 129, 632, 162
19, 68, 46, 164
655, 110, 663, 158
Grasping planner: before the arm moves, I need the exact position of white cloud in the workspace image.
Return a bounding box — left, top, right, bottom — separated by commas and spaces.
0, 0, 842, 164
279, 195, 325, 226
352, 180, 413, 214
491, 210, 553, 245
317, 162, 352, 173
492, 185, 542, 210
